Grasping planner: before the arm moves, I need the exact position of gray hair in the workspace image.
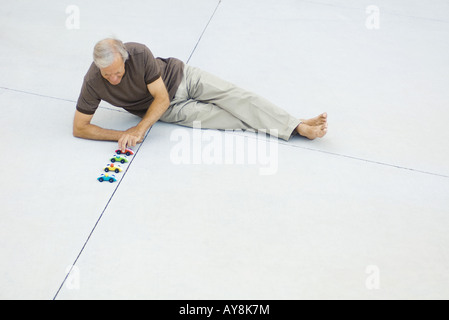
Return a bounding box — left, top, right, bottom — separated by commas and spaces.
93, 38, 129, 69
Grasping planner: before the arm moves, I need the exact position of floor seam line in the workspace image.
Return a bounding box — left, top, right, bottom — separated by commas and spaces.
52, 127, 152, 300
2, 87, 446, 179
0, 86, 77, 103
288, 143, 449, 178
229, 131, 449, 179
186, 0, 222, 64
0, 86, 130, 114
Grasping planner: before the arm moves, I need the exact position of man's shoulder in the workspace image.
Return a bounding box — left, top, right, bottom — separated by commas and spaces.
83, 62, 102, 84
124, 42, 150, 56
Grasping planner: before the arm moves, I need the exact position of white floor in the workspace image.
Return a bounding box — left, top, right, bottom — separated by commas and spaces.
1, 0, 449, 300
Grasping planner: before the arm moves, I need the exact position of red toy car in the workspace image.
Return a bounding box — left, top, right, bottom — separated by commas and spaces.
115, 148, 134, 156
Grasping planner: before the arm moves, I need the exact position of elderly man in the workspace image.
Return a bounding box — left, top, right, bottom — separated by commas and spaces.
73, 39, 327, 151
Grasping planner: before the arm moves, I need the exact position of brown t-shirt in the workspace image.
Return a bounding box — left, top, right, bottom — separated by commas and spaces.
76, 42, 184, 117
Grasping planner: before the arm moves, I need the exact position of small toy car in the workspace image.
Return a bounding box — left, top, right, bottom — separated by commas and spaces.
110, 155, 129, 164
115, 148, 134, 156
97, 174, 117, 183
104, 163, 123, 173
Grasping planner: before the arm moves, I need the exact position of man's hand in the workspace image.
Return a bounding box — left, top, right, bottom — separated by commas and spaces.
118, 126, 146, 152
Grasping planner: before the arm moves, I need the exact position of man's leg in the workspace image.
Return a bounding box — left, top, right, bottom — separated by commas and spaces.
162, 64, 327, 141
182, 65, 301, 141
160, 69, 254, 132
161, 98, 255, 132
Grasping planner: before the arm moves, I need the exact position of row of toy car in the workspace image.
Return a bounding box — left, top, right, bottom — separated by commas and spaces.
97, 148, 134, 183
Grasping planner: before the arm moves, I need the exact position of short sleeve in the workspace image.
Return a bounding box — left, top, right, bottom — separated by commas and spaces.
76, 80, 101, 115
143, 45, 161, 84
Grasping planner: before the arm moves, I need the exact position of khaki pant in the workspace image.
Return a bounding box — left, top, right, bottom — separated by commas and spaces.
160, 64, 301, 141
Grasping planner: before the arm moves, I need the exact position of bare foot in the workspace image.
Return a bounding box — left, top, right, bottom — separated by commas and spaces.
296, 113, 328, 140
300, 113, 327, 127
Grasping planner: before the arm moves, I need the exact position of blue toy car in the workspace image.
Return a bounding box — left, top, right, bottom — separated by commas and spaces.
97, 174, 117, 183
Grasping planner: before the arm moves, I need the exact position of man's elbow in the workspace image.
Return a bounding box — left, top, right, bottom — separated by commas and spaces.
73, 126, 81, 138
159, 92, 170, 107
73, 124, 86, 138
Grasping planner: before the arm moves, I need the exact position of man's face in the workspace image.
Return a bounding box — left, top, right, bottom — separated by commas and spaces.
100, 54, 125, 85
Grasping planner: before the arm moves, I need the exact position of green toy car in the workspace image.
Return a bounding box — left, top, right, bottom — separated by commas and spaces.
110, 155, 129, 164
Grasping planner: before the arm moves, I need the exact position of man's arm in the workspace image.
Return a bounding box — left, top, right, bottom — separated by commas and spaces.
117, 77, 170, 151
73, 110, 123, 141
73, 77, 170, 151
